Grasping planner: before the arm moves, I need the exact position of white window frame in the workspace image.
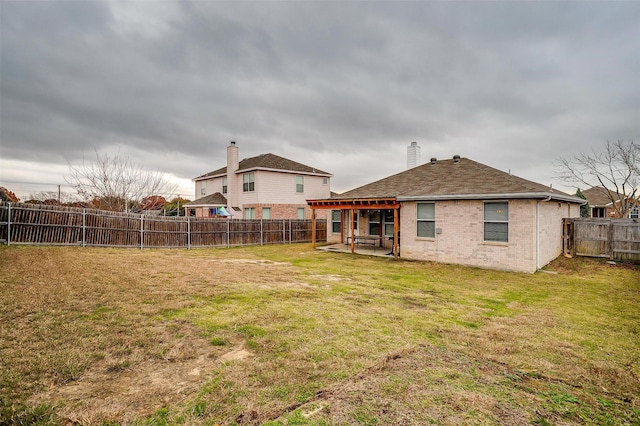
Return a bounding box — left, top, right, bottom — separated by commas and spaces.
200, 181, 206, 196
417, 203, 435, 238
484, 201, 509, 243
244, 207, 256, 219
629, 206, 639, 219
369, 210, 381, 236
262, 207, 271, 220
222, 177, 227, 194
296, 176, 304, 193
297, 208, 305, 219
331, 210, 341, 233
243, 173, 255, 192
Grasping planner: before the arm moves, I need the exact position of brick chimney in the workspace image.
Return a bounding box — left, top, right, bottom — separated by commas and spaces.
227, 141, 239, 211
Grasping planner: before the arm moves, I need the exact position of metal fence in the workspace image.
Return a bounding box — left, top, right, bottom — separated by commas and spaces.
563, 218, 640, 262
0, 202, 326, 249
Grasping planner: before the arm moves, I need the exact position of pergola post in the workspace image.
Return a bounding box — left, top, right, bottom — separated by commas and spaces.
350, 208, 355, 253
393, 207, 399, 258
311, 207, 316, 249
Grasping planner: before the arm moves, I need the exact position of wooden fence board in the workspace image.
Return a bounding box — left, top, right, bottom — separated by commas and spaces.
0, 202, 326, 249
563, 218, 640, 262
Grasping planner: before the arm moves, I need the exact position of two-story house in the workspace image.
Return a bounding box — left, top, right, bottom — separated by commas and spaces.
184, 142, 332, 220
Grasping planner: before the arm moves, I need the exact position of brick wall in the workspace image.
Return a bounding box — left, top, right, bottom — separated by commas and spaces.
399, 199, 578, 273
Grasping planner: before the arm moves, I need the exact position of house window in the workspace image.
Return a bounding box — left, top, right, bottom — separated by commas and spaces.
297, 208, 305, 219
384, 210, 395, 236
200, 181, 206, 196
331, 210, 341, 233
263, 207, 271, 219
243, 173, 255, 192
369, 210, 380, 235
244, 208, 256, 219
484, 201, 509, 242
629, 206, 639, 219
417, 203, 435, 238
323, 177, 328, 185
296, 176, 304, 193
222, 177, 227, 194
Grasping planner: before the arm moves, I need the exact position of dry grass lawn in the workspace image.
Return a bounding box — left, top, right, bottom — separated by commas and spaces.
0, 244, 638, 425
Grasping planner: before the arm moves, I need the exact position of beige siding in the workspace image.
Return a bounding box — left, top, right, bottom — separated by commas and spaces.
250, 171, 330, 204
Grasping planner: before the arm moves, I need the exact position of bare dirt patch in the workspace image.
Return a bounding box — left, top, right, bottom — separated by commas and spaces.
29, 321, 253, 424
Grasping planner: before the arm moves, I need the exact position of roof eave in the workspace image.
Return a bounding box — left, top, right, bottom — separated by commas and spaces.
397, 192, 586, 204
236, 167, 332, 177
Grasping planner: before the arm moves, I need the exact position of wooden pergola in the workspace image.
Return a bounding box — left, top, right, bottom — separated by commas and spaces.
308, 197, 401, 258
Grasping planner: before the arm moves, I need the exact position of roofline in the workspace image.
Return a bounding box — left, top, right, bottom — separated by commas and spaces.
234, 167, 332, 177
193, 173, 225, 181
193, 168, 332, 181
397, 192, 586, 204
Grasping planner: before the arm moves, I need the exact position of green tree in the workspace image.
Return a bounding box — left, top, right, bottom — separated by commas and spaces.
575, 188, 590, 217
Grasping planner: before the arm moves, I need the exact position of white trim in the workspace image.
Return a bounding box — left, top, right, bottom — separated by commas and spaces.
398, 192, 585, 204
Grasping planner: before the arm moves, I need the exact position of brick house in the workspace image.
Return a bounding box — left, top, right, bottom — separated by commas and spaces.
582, 186, 639, 219
309, 155, 584, 273
185, 142, 332, 220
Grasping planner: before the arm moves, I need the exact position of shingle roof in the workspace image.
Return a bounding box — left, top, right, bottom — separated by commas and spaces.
183, 192, 227, 206
332, 157, 581, 202
581, 186, 620, 207
195, 153, 331, 180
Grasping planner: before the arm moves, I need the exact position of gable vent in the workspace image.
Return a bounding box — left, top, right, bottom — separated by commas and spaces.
453, 155, 460, 163
430, 157, 437, 165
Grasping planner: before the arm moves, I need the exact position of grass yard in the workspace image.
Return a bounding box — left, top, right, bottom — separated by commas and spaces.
0, 244, 638, 425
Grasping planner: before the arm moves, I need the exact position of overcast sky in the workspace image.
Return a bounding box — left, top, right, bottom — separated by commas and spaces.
1, 0, 639, 201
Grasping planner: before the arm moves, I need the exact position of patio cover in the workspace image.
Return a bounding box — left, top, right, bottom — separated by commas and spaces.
307, 197, 400, 257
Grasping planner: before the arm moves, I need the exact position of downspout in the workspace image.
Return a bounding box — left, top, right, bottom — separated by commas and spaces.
536, 196, 552, 270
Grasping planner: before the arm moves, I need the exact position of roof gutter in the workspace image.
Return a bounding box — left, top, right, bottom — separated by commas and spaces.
397, 192, 585, 204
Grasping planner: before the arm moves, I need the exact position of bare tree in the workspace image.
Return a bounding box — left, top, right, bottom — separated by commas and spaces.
66, 150, 178, 212
556, 140, 639, 217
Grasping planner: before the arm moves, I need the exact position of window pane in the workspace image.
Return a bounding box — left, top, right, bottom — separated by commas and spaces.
484, 202, 508, 221
417, 220, 435, 238
484, 222, 508, 242
331, 210, 340, 221
369, 211, 380, 222
384, 223, 394, 236
263, 208, 271, 219
297, 208, 305, 219
369, 223, 380, 236
332, 222, 341, 233
417, 203, 435, 220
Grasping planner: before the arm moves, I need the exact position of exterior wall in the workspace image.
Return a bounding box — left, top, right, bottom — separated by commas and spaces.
243, 203, 329, 221
194, 171, 330, 220
197, 177, 226, 198
249, 171, 330, 204
235, 170, 330, 217
400, 200, 534, 273
537, 201, 580, 268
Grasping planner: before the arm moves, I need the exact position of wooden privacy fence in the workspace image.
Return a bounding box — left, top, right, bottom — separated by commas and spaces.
563, 218, 640, 262
0, 202, 326, 249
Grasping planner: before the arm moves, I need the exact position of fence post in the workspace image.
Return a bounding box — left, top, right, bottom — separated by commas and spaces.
289, 219, 292, 244
7, 202, 11, 246
282, 220, 285, 244
140, 214, 144, 249
187, 216, 191, 250
82, 209, 86, 247
227, 219, 230, 248
608, 219, 614, 260
260, 219, 263, 246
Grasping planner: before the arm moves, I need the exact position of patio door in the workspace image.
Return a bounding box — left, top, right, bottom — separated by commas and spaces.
344, 209, 359, 242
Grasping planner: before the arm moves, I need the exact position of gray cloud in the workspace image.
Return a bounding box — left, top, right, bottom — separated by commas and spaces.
1, 0, 638, 198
